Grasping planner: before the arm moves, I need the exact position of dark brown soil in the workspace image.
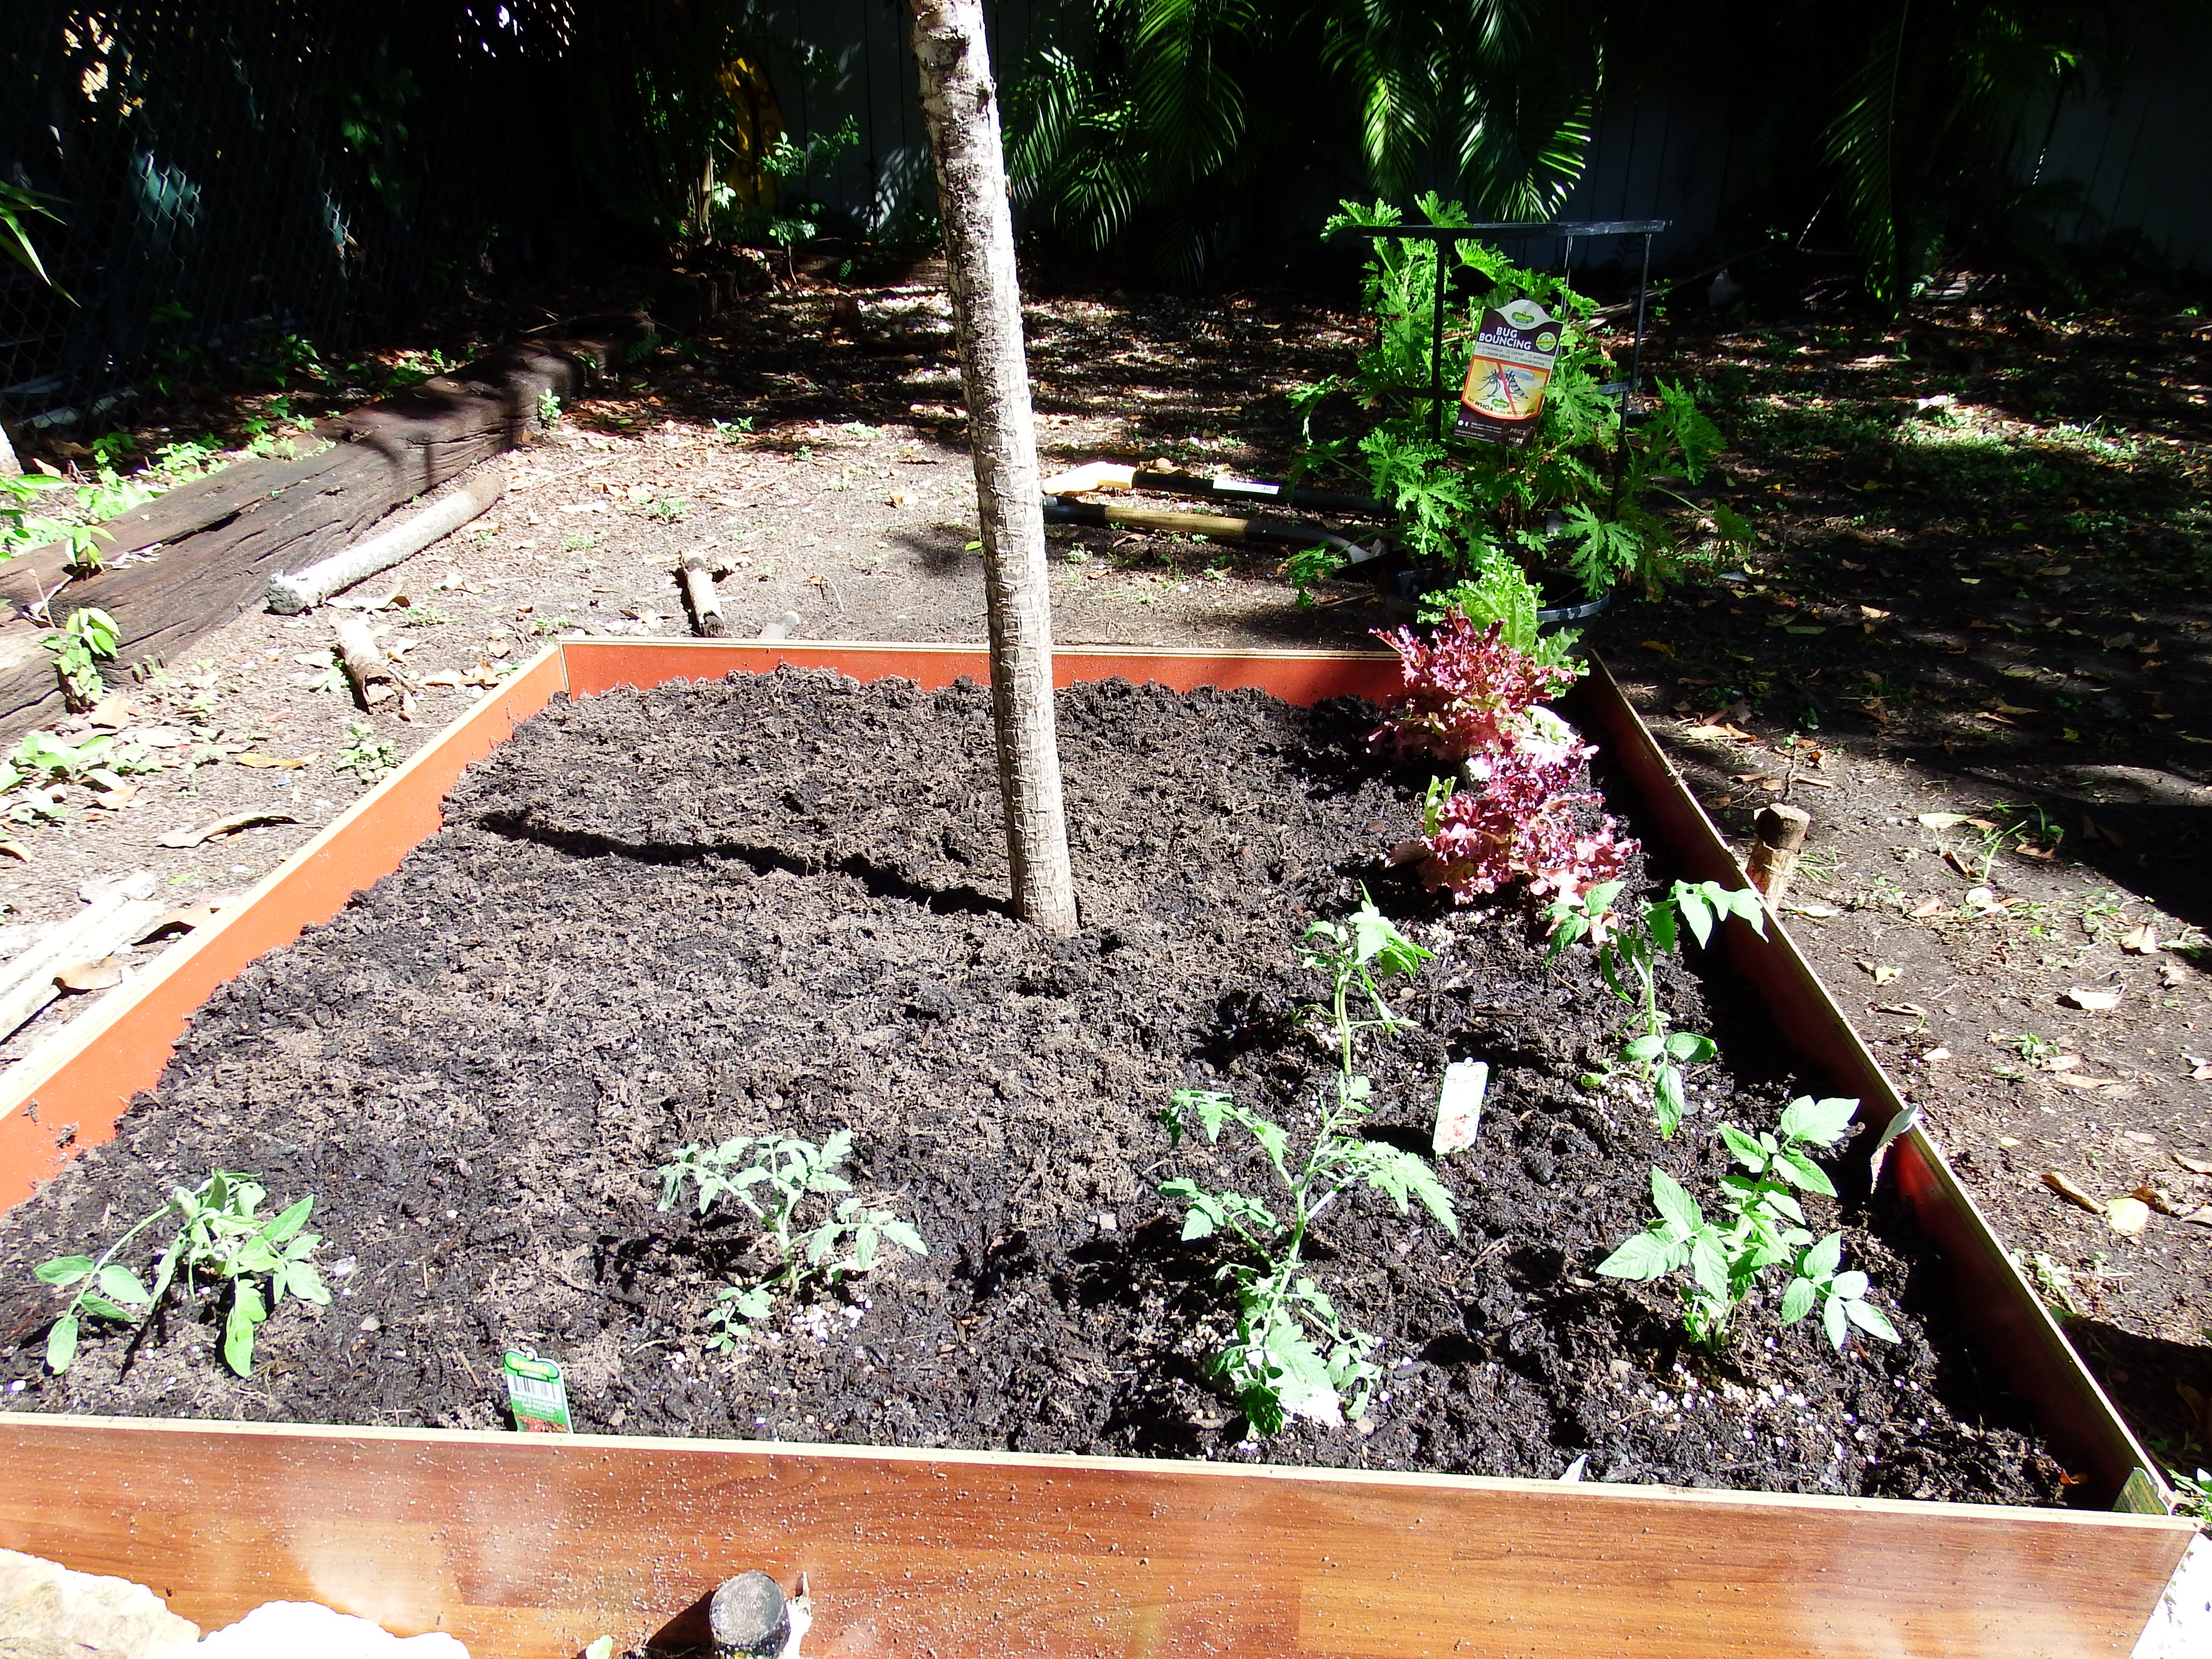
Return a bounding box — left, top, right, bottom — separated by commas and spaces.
0, 668, 2066, 1504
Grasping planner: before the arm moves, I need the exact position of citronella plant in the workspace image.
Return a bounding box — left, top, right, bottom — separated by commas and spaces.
1158, 896, 1457, 1433
1597, 1096, 1894, 1351
658, 1130, 926, 1346
1289, 194, 1747, 607
1548, 877, 1768, 1137
34, 1171, 328, 1376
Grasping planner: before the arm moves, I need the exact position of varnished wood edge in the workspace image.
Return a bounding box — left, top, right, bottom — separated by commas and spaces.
0, 1411, 2189, 1536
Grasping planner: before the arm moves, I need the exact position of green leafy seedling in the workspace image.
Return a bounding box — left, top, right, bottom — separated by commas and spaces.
35, 1171, 328, 1376
1599, 1096, 1872, 1350
658, 1130, 926, 1347
1781, 1231, 1900, 1348
1158, 894, 1455, 1433
1550, 877, 1767, 1137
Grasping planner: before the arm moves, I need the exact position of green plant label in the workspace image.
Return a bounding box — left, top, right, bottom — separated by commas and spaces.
1457, 298, 1560, 449
501, 1348, 574, 1433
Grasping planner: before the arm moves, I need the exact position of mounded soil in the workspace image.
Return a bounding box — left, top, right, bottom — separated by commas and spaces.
0, 669, 2067, 1505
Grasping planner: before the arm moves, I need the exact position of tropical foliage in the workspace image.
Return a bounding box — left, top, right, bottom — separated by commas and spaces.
1005, 0, 2174, 305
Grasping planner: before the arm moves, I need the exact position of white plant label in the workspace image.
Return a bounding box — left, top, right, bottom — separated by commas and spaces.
1434, 1060, 1490, 1154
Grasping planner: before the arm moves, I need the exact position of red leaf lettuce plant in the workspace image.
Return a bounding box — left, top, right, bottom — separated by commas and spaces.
1373, 608, 1635, 910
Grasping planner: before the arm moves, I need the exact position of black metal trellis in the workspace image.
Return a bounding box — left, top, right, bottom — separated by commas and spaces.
1346, 218, 1669, 448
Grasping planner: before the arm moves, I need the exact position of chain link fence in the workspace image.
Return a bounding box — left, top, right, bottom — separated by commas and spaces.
1, 0, 585, 425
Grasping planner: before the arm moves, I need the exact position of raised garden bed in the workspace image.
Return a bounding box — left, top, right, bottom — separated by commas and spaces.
0, 641, 2192, 1658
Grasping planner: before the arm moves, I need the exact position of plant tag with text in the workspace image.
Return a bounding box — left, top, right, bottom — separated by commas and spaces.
1434, 1060, 1490, 1154
502, 1348, 573, 1433
1457, 300, 1560, 448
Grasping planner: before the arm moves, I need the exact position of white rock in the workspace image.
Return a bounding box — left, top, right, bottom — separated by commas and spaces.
0, 1547, 200, 1658
2134, 1535, 2212, 1659
194, 1602, 470, 1658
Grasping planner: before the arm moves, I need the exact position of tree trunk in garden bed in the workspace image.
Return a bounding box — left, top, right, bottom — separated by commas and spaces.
0, 314, 651, 743
909, 0, 1080, 938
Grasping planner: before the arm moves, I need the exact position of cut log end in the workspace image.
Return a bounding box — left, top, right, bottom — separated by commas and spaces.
1746, 804, 1813, 899
679, 553, 730, 638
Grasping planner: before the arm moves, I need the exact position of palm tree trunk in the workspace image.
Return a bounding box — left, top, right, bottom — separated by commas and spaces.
909, 0, 1079, 938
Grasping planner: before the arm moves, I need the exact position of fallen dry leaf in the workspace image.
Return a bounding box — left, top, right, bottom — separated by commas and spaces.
1875, 1002, 1930, 1018
0, 841, 25, 862
1683, 721, 1759, 743
157, 810, 299, 849
421, 662, 506, 690
2104, 1196, 2151, 1237
1916, 811, 1999, 831
134, 894, 242, 942
1861, 962, 1902, 986
2044, 1054, 2084, 1072
2050, 1072, 2121, 1091
2041, 1170, 2106, 1215
1909, 895, 1945, 918
2133, 1184, 2183, 1216
1793, 774, 1838, 789
1779, 900, 1839, 918
1638, 639, 1675, 656
53, 956, 126, 993
1922, 1047, 1952, 1062
233, 754, 309, 770
2118, 923, 2160, 954
2173, 1153, 2212, 1177
2060, 986, 2122, 1011
1859, 605, 1891, 620
1943, 849, 1978, 878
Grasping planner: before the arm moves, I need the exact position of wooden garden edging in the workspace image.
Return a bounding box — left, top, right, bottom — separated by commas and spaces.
0, 313, 652, 738
0, 641, 2193, 1659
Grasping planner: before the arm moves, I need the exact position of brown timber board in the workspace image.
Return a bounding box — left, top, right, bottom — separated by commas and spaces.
0, 1415, 2189, 1659
0, 317, 650, 738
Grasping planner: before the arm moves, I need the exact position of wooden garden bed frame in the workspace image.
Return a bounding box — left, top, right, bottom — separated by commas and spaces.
0, 640, 2192, 1659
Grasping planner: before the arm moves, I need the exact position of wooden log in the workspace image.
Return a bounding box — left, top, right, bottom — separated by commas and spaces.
0, 872, 158, 1040
1746, 803, 1813, 899
267, 459, 506, 614
0, 314, 650, 740
333, 617, 408, 715
678, 552, 731, 638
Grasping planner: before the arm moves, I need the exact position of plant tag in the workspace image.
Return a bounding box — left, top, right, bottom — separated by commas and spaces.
1457, 299, 1560, 448
501, 1348, 573, 1433
1434, 1060, 1489, 1154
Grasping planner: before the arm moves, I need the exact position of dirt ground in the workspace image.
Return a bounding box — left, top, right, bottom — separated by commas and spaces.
1, 262, 2207, 1490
